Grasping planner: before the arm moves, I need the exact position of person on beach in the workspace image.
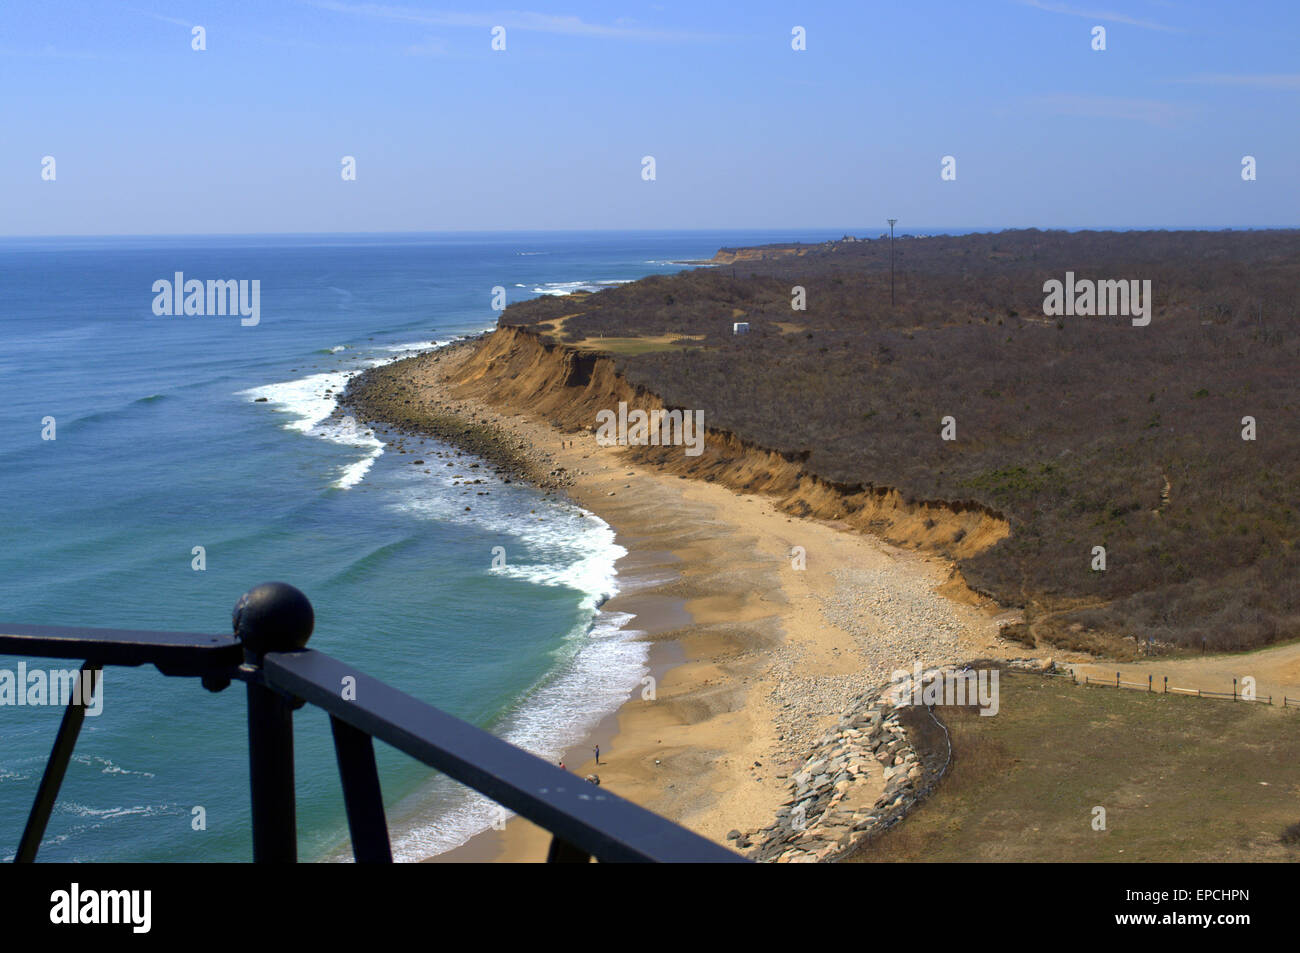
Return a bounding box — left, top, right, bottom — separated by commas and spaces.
558, 760, 566, 771
593, 745, 600, 765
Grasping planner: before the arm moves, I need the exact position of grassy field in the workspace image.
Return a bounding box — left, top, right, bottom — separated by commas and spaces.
569, 335, 703, 356
845, 670, 1300, 862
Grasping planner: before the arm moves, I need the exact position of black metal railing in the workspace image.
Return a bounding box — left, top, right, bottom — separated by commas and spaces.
1, 582, 744, 864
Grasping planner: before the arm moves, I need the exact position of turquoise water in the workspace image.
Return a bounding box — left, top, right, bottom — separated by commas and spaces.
0, 229, 849, 861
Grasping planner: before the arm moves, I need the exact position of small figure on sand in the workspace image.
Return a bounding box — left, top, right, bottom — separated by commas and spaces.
558, 760, 566, 771
585, 774, 600, 786
593, 744, 600, 765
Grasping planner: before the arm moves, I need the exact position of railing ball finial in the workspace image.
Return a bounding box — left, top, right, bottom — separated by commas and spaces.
233, 582, 314, 657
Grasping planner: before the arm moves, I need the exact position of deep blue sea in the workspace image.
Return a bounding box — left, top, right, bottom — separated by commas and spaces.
0, 229, 871, 862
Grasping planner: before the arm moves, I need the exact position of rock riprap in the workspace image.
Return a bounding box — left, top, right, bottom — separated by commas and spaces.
743, 666, 955, 863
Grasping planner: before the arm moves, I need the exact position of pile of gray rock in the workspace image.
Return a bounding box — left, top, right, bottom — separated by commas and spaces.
739, 668, 950, 863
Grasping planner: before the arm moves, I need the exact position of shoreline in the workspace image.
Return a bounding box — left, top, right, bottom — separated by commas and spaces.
343, 335, 1018, 862
431, 571, 690, 863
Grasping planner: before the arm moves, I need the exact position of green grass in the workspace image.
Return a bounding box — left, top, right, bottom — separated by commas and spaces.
845, 671, 1300, 862
575, 337, 701, 356
957, 462, 1060, 499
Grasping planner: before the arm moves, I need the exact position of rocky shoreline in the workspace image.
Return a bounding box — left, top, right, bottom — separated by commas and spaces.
339, 338, 574, 492
740, 659, 1053, 863
739, 669, 949, 863
334, 328, 1020, 862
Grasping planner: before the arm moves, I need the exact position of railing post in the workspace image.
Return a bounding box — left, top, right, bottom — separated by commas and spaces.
547, 835, 592, 863
330, 715, 393, 862
15, 663, 102, 862
247, 678, 297, 862
234, 582, 315, 863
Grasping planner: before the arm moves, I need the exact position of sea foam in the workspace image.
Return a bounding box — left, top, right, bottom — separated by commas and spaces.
352, 482, 648, 861
239, 339, 448, 489
246, 336, 646, 861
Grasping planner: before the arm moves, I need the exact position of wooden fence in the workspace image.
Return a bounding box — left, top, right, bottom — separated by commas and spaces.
1052, 669, 1291, 707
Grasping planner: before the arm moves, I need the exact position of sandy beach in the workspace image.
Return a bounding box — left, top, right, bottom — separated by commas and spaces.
349, 339, 1018, 862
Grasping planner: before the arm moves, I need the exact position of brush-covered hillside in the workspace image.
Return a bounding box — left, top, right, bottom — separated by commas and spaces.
498, 229, 1300, 655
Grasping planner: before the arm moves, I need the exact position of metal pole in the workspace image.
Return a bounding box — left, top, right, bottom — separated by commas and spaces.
247, 678, 297, 862
233, 582, 315, 863
887, 218, 897, 307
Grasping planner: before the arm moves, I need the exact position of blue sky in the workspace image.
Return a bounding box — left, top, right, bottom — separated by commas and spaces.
2, 0, 1296, 234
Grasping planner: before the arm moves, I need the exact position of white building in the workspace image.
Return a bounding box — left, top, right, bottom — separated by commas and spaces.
733, 322, 750, 335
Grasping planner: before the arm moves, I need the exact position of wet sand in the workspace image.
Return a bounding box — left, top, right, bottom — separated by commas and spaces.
363, 343, 1011, 863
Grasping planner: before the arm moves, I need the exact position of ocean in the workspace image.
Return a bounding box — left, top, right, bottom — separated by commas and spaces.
0, 228, 851, 862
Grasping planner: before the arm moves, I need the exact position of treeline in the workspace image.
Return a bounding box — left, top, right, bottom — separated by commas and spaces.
500, 229, 1300, 654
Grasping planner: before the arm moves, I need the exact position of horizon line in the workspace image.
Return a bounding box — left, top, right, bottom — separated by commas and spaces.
0, 224, 1292, 241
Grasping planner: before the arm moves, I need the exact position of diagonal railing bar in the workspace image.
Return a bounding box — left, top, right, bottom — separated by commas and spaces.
15, 663, 101, 863
329, 715, 393, 863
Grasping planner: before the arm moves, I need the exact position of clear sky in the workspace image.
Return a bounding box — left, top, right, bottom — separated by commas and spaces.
3, 0, 1296, 235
